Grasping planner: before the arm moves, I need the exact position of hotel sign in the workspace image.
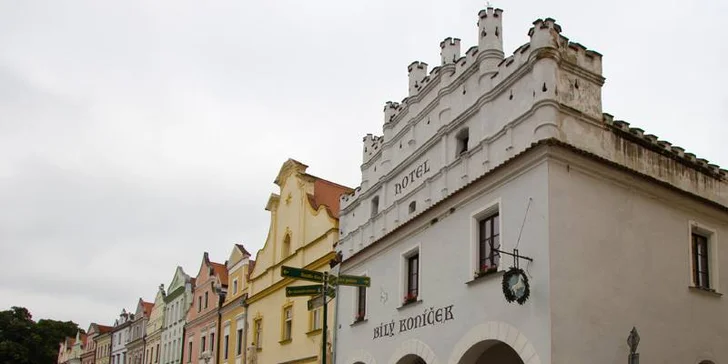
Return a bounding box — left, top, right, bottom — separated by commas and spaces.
394, 160, 431, 195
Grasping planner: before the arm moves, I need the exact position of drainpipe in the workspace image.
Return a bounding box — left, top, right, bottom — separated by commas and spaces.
241, 295, 249, 364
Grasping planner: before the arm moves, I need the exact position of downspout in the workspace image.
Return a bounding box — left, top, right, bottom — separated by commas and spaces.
241, 294, 249, 364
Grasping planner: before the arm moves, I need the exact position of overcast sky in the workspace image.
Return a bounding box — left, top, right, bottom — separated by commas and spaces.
1, 0, 726, 330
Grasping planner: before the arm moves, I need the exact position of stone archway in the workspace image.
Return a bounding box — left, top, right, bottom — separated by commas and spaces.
447, 321, 540, 364
389, 338, 438, 364
458, 340, 523, 364
346, 348, 377, 364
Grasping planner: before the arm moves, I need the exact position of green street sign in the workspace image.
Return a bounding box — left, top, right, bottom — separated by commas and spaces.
307, 294, 325, 311
326, 286, 335, 298
286, 285, 323, 297
334, 274, 371, 287
281, 266, 324, 283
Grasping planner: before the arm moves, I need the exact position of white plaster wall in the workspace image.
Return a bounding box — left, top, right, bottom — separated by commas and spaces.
161, 292, 188, 364
335, 162, 551, 364
548, 152, 728, 364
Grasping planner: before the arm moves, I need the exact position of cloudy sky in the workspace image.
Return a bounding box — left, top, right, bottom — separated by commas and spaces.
1, 0, 726, 329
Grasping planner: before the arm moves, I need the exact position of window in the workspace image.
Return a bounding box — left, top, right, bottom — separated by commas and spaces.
356, 285, 366, 321
408, 201, 416, 214
232, 279, 238, 295
204, 292, 208, 309
155, 343, 159, 363
371, 196, 379, 217
282, 306, 293, 341
253, 319, 262, 349
236, 328, 243, 356
478, 212, 500, 273
201, 336, 206, 353
210, 332, 214, 352
282, 234, 291, 257
311, 307, 322, 331
197, 296, 201, 313
692, 232, 711, 290
456, 127, 469, 156
406, 254, 419, 301
187, 341, 192, 362
223, 334, 229, 359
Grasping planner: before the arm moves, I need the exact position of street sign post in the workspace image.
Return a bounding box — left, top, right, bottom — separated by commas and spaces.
281, 266, 324, 283
334, 274, 371, 287
285, 285, 322, 297
280, 265, 370, 364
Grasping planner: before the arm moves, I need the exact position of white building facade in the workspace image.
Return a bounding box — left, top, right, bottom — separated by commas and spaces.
110, 310, 133, 364
334, 6, 727, 364
161, 266, 194, 364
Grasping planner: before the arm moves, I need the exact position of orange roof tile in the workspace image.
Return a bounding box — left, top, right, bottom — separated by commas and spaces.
211, 262, 228, 286
97, 325, 113, 334
142, 302, 154, 317
306, 176, 353, 219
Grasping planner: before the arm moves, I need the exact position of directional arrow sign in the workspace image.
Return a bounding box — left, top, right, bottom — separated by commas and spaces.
281, 266, 324, 283
335, 274, 371, 287
286, 285, 323, 297
307, 294, 325, 311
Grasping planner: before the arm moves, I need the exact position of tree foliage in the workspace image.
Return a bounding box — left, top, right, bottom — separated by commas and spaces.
0, 306, 82, 364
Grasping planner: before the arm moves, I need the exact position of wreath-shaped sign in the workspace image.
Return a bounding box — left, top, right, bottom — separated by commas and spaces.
502, 267, 530, 305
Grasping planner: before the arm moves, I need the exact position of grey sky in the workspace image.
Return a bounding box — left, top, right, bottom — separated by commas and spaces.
1, 0, 726, 329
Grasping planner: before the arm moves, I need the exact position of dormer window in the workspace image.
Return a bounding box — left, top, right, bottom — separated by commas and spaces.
371, 196, 380, 218
456, 128, 469, 156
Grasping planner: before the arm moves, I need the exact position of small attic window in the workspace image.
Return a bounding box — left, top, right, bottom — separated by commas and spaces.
371, 196, 380, 218
408, 201, 416, 214
456, 128, 469, 156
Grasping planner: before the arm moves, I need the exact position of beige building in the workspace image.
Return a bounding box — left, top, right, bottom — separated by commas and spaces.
246, 159, 352, 364
219, 244, 254, 364
94, 330, 112, 364
146, 284, 167, 364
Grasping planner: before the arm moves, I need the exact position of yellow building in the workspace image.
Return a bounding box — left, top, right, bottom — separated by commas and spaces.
219, 244, 254, 364
246, 159, 352, 364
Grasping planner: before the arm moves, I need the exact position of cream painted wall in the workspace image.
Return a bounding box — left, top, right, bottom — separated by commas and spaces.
246, 160, 345, 364
146, 286, 166, 364
548, 150, 727, 364
220, 245, 251, 364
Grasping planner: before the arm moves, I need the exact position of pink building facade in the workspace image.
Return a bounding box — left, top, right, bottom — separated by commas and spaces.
182, 252, 228, 364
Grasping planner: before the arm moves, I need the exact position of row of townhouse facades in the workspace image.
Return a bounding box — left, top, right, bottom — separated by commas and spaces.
59, 5, 727, 364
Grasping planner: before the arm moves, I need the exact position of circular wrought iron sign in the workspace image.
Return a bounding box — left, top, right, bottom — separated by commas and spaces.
502, 267, 530, 305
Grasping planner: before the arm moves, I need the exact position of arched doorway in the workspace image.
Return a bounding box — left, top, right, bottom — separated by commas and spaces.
396, 354, 427, 364
458, 339, 524, 364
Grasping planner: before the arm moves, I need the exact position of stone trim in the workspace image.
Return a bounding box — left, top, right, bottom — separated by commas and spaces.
446, 321, 540, 364
345, 349, 377, 364
388, 338, 438, 364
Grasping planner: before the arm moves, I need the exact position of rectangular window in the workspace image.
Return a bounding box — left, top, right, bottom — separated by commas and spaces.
198, 296, 201, 313
312, 307, 322, 330
188, 341, 192, 362
236, 328, 243, 355
155, 344, 159, 363
210, 333, 214, 352
201, 336, 206, 353
204, 292, 208, 309
692, 233, 711, 289
253, 319, 262, 349
478, 212, 500, 272
223, 334, 229, 359
283, 307, 292, 341
232, 279, 238, 295
356, 285, 366, 321
407, 254, 419, 299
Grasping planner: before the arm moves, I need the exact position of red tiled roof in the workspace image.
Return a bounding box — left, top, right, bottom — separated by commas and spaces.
142, 302, 154, 317
97, 325, 113, 334
306, 177, 353, 219
235, 244, 251, 257
211, 262, 228, 286
247, 260, 256, 280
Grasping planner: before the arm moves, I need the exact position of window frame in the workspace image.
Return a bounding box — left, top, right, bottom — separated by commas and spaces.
281, 304, 293, 342
689, 221, 719, 293
470, 199, 502, 280
371, 196, 380, 218
400, 244, 422, 306
232, 279, 238, 295
253, 318, 262, 350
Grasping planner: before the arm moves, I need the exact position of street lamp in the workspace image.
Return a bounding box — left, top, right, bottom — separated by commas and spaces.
627, 327, 640, 364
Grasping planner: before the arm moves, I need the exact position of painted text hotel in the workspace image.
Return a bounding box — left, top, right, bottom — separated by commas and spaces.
333, 6, 727, 364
